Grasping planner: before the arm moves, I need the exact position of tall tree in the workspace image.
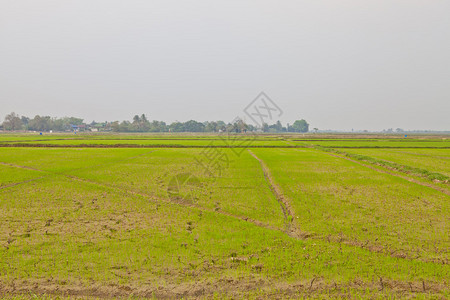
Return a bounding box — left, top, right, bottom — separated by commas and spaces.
3, 112, 23, 131
275, 120, 283, 132
28, 115, 52, 132
21, 116, 30, 128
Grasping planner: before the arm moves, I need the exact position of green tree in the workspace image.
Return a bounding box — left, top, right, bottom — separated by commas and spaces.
291, 119, 309, 133
3, 112, 23, 131
149, 120, 166, 132
28, 115, 52, 132
67, 117, 84, 126
275, 120, 283, 132
169, 122, 184, 132
184, 120, 205, 132
21, 116, 30, 129
119, 121, 132, 132
130, 114, 151, 132
205, 121, 218, 132
110, 121, 120, 132
216, 121, 226, 132
140, 114, 150, 131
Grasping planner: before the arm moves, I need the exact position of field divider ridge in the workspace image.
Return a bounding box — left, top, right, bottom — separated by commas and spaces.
247, 149, 305, 238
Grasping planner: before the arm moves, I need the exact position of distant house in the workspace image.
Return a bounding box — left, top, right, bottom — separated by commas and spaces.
90, 123, 107, 132
70, 124, 87, 132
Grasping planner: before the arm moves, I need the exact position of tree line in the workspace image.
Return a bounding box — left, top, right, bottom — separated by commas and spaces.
1, 112, 309, 133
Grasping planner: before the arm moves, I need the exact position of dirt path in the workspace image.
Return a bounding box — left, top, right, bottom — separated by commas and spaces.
247, 150, 304, 238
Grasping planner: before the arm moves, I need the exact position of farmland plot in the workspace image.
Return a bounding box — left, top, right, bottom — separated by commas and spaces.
252, 148, 449, 263
0, 136, 449, 299
343, 148, 450, 177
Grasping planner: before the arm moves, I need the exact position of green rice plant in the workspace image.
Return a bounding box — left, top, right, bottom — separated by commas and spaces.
0, 135, 449, 298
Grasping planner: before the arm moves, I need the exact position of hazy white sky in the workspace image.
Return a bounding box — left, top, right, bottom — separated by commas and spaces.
1, 0, 449, 131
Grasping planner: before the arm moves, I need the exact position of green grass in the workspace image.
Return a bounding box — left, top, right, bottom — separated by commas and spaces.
343, 148, 450, 177
315, 146, 450, 184
0, 134, 449, 298
252, 148, 449, 262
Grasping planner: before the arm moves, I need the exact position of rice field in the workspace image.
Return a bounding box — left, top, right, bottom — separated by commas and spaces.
0, 133, 449, 299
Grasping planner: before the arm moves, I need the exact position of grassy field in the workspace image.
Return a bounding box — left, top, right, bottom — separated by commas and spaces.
0, 133, 449, 299
342, 149, 450, 177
